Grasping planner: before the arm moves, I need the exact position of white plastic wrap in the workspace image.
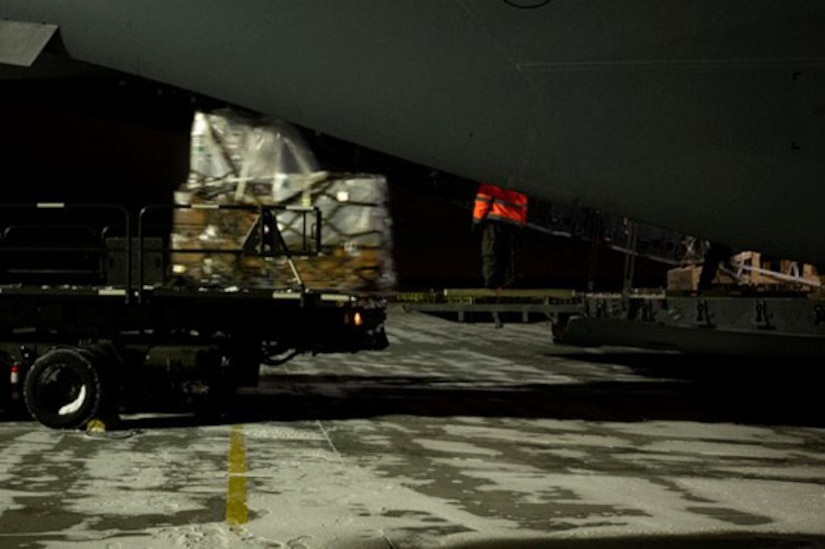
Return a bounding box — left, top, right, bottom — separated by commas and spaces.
173, 109, 395, 291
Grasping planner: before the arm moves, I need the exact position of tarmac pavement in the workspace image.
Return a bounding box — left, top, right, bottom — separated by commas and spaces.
1, 303, 824, 548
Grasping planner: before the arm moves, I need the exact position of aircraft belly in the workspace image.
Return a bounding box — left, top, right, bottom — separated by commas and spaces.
0, 1, 823, 264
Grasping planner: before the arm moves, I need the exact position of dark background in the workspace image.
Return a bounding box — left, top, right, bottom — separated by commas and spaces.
0, 73, 670, 291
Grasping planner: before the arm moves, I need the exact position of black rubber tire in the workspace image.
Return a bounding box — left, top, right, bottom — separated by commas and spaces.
23, 347, 104, 429
0, 351, 11, 413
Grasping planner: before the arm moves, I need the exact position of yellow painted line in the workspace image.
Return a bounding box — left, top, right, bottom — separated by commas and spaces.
226, 424, 248, 526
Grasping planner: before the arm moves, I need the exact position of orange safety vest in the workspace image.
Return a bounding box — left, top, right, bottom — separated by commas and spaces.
472, 183, 528, 227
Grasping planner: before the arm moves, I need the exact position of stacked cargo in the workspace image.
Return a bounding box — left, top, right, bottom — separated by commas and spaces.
171, 109, 395, 292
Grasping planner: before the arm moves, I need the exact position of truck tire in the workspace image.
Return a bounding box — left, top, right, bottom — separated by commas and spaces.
0, 351, 10, 413
23, 347, 105, 429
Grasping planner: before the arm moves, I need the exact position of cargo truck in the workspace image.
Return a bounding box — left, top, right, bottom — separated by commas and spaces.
0, 202, 388, 429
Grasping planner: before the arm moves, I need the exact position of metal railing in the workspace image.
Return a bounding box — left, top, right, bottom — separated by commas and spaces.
0, 202, 323, 303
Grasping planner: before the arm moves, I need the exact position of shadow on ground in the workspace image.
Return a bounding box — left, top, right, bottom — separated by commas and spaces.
95, 351, 825, 431
449, 533, 825, 548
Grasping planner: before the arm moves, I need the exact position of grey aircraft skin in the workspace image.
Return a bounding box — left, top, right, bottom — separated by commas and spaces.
1, 1, 823, 266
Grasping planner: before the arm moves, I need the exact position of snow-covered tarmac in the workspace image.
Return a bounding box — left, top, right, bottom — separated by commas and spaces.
1, 304, 824, 548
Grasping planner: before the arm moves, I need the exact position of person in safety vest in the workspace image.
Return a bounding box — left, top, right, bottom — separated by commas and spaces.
472, 182, 528, 289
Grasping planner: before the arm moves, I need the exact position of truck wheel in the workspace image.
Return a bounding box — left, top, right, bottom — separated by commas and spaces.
23, 348, 104, 429
0, 351, 10, 412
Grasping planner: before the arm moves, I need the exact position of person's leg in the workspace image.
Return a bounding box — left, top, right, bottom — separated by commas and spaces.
502, 225, 517, 288
481, 223, 500, 288
697, 260, 718, 291
698, 242, 730, 291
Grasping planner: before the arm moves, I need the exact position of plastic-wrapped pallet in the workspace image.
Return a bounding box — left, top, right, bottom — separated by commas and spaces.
171, 108, 395, 292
